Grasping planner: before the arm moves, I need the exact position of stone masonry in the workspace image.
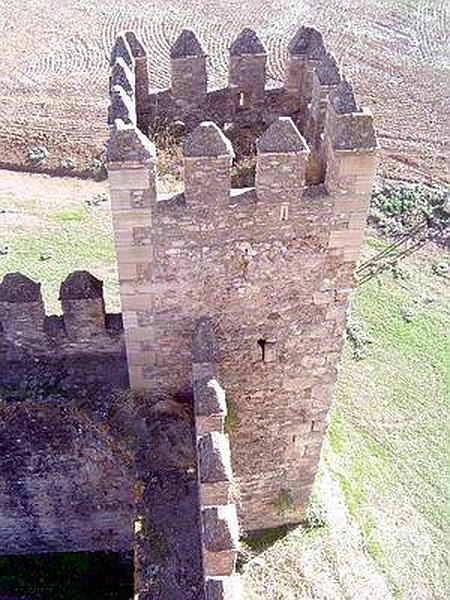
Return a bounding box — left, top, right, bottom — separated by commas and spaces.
107, 24, 379, 541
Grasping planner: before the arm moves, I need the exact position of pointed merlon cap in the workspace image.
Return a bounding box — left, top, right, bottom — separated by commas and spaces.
0, 273, 42, 303
288, 26, 324, 59
108, 85, 136, 126
194, 378, 226, 417
316, 51, 340, 86
329, 75, 358, 114
107, 119, 156, 163
257, 117, 309, 153
184, 122, 234, 158
192, 316, 220, 363
111, 58, 135, 96
124, 30, 146, 58
230, 28, 266, 56
110, 34, 133, 68
170, 29, 205, 59
59, 271, 103, 301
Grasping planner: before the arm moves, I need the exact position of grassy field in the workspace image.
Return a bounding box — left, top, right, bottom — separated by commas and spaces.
0, 171, 448, 598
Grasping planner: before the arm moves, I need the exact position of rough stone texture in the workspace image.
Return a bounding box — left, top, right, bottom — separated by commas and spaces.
198, 432, 233, 484
194, 378, 226, 417
202, 505, 239, 552
193, 317, 221, 363
171, 29, 206, 58
0, 401, 134, 555
257, 116, 308, 153
110, 57, 135, 97
185, 122, 234, 158
124, 30, 146, 58
107, 119, 156, 163
0, 273, 42, 302
316, 51, 340, 86
330, 76, 358, 115
229, 29, 266, 56
287, 26, 324, 57
108, 59, 378, 530
110, 34, 134, 68
59, 270, 103, 300
108, 85, 136, 126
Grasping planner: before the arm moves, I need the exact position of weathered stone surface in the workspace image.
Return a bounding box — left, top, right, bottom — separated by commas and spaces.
288, 26, 324, 57
110, 34, 133, 67
316, 51, 340, 86
194, 378, 226, 416
0, 273, 41, 303
202, 505, 239, 552
111, 58, 135, 96
193, 317, 220, 363
59, 271, 103, 300
108, 85, 136, 126
257, 116, 308, 153
330, 76, 358, 114
230, 28, 266, 56
185, 122, 234, 157
171, 29, 206, 58
198, 432, 233, 484
107, 120, 156, 163
124, 30, 146, 58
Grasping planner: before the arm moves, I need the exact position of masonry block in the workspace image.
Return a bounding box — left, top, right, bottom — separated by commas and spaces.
170, 29, 207, 104
0, 273, 45, 338
256, 117, 310, 204
59, 271, 106, 339
229, 28, 267, 105
184, 121, 234, 205
198, 432, 233, 484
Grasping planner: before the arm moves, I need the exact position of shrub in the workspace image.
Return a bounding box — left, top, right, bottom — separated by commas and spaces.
61, 157, 77, 170
27, 145, 48, 166
370, 183, 447, 238
346, 316, 374, 360
305, 493, 327, 530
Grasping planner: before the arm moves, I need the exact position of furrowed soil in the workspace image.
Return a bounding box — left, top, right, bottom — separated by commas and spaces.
0, 0, 448, 183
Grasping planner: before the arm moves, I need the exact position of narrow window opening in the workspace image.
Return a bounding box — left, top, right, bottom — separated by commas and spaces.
258, 338, 266, 361
239, 92, 245, 107
258, 338, 277, 363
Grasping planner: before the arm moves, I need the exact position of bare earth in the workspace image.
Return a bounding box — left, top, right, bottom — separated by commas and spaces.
0, 0, 448, 183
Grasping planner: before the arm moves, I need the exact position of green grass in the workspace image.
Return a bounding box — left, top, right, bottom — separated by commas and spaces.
0, 188, 120, 313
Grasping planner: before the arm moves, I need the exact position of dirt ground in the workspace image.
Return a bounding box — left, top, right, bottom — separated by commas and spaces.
0, 0, 448, 184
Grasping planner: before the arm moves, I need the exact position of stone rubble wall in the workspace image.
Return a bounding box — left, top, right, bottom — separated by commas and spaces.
192, 318, 242, 600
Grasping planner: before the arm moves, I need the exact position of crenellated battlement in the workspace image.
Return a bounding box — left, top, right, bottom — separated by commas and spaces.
0, 271, 124, 359
107, 26, 380, 545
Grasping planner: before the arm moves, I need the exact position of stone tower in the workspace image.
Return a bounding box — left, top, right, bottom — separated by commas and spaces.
107, 26, 379, 537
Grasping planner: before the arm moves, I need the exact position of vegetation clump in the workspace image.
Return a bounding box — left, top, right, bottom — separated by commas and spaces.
370, 183, 448, 237
27, 145, 48, 166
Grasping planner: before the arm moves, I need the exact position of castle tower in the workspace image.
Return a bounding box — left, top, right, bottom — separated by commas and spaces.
107, 28, 379, 534
228, 28, 267, 106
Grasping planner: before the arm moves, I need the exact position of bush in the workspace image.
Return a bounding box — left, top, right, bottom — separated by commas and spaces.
370, 183, 447, 237
305, 493, 327, 529
346, 316, 374, 360
27, 145, 48, 166
61, 157, 77, 170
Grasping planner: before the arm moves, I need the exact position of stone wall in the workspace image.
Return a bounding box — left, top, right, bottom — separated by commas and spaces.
0, 400, 134, 555
107, 26, 379, 533
193, 318, 241, 600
